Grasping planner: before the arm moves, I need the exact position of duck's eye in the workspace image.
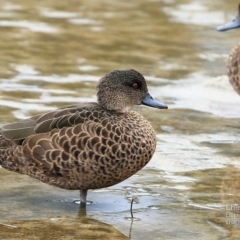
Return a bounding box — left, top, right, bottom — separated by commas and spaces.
132, 83, 139, 89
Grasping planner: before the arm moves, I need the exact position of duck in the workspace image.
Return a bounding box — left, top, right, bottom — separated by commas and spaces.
217, 3, 240, 95
0, 69, 168, 207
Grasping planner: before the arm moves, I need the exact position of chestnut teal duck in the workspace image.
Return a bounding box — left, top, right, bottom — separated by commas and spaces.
217, 3, 240, 95
0, 69, 167, 207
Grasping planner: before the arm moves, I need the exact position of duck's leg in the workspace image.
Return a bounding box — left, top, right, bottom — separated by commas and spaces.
80, 189, 88, 208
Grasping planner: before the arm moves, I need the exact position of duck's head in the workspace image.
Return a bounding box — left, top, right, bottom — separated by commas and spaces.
217, 3, 240, 31
96, 69, 168, 112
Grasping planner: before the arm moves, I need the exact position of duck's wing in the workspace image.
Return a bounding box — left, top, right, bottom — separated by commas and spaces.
0, 102, 99, 142
0, 102, 123, 183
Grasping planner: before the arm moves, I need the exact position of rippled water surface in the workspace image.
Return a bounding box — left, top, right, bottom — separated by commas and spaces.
1, 0, 240, 239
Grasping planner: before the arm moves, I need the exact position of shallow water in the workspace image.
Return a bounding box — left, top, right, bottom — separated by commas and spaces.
0, 0, 240, 239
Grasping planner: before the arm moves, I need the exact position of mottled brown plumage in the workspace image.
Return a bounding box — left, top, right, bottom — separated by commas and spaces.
217, 3, 240, 95
227, 42, 240, 95
0, 69, 167, 207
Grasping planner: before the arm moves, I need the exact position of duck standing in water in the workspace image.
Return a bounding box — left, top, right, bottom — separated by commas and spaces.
0, 69, 167, 207
217, 3, 240, 94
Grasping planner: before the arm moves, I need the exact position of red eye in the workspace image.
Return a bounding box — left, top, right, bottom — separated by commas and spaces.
132, 83, 139, 89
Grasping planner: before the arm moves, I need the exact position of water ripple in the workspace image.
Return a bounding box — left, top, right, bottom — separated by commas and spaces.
0, 20, 58, 33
